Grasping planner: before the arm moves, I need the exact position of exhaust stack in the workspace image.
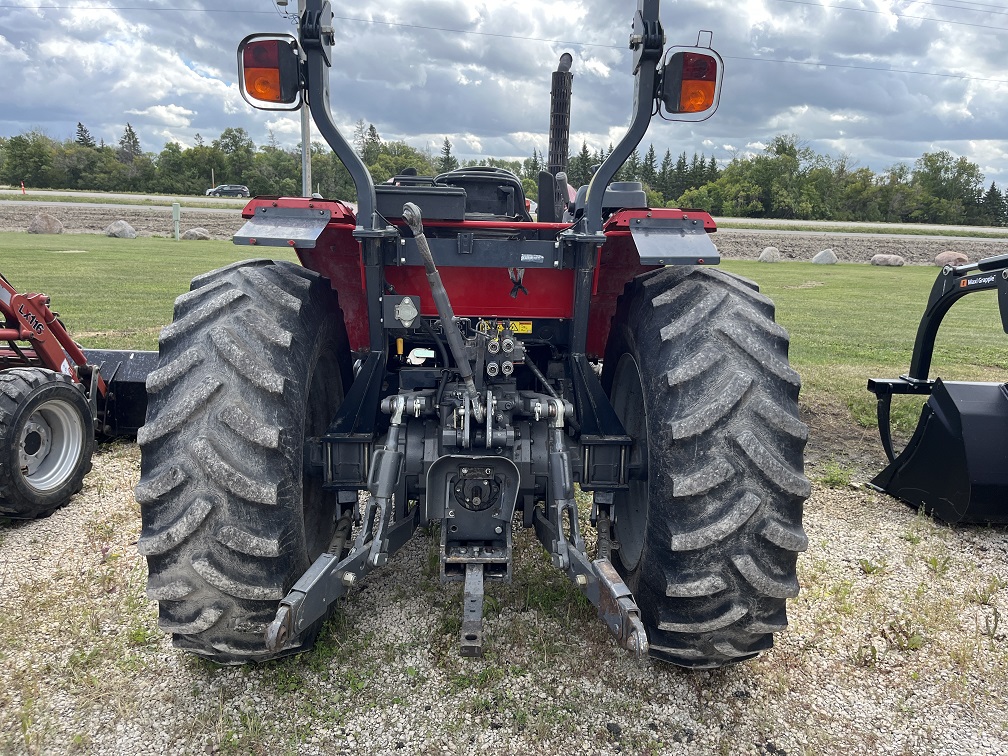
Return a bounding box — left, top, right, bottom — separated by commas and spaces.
547, 53, 573, 178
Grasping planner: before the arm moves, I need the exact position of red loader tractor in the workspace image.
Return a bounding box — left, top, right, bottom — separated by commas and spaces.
1, 274, 152, 518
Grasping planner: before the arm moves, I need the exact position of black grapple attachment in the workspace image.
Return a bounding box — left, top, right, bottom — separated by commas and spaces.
868, 253, 1008, 524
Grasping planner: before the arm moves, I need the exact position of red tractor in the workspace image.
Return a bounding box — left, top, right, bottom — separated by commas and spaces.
0, 274, 151, 519
137, 0, 809, 667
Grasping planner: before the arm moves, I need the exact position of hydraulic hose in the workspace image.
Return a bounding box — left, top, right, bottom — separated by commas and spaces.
402, 202, 484, 422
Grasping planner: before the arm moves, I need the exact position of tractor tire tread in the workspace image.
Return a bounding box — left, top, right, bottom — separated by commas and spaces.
137, 259, 349, 663
603, 265, 808, 668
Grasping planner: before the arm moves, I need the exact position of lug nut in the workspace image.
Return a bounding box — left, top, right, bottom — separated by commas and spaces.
501, 361, 514, 376
486, 362, 500, 377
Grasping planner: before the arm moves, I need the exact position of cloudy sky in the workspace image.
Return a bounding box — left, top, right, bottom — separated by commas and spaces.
1, 0, 1007, 188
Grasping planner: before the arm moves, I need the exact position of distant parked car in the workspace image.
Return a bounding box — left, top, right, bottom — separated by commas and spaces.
206, 184, 250, 197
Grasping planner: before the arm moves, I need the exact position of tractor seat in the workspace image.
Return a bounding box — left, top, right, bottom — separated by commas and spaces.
435, 167, 533, 222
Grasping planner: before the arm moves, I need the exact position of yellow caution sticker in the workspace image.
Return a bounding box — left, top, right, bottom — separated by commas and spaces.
478, 320, 533, 334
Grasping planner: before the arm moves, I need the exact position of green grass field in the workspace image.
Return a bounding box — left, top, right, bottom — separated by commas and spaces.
0, 232, 298, 350
2, 231, 1005, 436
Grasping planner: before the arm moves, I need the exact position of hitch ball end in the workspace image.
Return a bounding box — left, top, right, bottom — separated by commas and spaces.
402, 202, 423, 236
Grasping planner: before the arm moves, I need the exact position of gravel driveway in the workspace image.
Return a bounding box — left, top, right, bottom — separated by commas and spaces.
1, 443, 1006, 755
0, 203, 1006, 755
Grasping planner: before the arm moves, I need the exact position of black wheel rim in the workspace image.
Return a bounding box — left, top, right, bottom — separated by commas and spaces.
610, 353, 649, 573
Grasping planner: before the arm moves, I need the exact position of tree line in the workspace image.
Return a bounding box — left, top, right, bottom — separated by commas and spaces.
1, 124, 1004, 226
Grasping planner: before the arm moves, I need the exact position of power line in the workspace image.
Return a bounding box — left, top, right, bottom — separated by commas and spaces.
726, 54, 1008, 85
771, 0, 1008, 31
912, 0, 1008, 12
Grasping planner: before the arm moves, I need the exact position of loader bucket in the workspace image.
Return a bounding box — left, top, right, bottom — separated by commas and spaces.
869, 380, 1008, 524
83, 348, 158, 438
867, 253, 1008, 525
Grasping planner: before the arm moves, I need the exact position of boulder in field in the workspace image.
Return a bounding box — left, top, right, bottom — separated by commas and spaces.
27, 213, 63, 234
758, 246, 781, 263
871, 254, 905, 267
812, 248, 838, 265
104, 220, 137, 239
935, 251, 968, 267
181, 227, 211, 241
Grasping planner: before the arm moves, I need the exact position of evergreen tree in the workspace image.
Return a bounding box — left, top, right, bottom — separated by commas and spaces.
641, 144, 658, 188
688, 152, 704, 189
521, 148, 543, 183
625, 149, 642, 182
438, 137, 459, 173
352, 119, 367, 159
706, 154, 719, 183
569, 141, 593, 187
75, 122, 95, 148
672, 152, 688, 199
606, 142, 624, 182
658, 149, 673, 199
117, 123, 141, 163
982, 181, 1007, 226
364, 124, 382, 165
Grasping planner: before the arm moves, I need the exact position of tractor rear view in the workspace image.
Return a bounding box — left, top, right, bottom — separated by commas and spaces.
137, 0, 809, 668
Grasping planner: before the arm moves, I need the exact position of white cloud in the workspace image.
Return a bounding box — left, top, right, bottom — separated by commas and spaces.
126, 104, 195, 128
0, 0, 1005, 186
0, 34, 28, 63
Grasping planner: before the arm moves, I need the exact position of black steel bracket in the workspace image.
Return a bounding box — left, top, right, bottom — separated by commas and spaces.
323, 351, 387, 489
567, 354, 631, 489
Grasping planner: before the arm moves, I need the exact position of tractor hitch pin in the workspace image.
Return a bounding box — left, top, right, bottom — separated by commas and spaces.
402, 202, 484, 422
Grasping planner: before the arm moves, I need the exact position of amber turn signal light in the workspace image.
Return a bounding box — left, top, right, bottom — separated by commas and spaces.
237, 34, 302, 111
660, 47, 724, 122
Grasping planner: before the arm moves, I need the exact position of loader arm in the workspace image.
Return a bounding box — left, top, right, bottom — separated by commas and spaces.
0, 275, 106, 397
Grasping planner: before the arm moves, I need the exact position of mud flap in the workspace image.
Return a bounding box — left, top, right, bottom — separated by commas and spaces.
870, 380, 1008, 524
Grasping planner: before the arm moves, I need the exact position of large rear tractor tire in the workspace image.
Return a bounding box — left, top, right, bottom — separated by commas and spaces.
602, 267, 810, 668
0, 368, 95, 519
136, 260, 351, 663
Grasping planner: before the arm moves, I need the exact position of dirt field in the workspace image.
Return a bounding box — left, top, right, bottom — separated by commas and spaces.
0, 202, 1006, 755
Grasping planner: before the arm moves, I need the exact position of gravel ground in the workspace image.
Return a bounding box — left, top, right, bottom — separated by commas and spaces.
0, 444, 1006, 756
1, 203, 1007, 755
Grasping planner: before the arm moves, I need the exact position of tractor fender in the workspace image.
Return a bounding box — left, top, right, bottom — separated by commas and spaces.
603, 208, 719, 266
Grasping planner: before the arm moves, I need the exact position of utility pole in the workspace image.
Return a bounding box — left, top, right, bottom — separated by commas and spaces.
277, 0, 312, 196
298, 0, 311, 196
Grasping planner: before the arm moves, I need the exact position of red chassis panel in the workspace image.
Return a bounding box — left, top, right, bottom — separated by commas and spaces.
243, 199, 714, 358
